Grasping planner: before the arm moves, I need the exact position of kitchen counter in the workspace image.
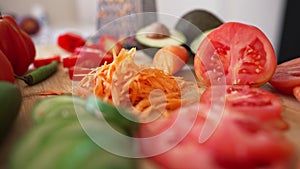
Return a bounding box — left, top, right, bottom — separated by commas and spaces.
1, 45, 300, 168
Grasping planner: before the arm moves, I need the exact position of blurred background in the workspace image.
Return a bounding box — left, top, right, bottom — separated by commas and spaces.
0, 0, 297, 63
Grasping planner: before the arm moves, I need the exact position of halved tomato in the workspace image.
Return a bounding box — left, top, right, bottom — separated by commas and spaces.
269, 57, 300, 95
200, 85, 286, 130
194, 22, 277, 86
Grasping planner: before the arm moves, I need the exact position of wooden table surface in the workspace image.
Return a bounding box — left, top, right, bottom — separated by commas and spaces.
1, 45, 300, 168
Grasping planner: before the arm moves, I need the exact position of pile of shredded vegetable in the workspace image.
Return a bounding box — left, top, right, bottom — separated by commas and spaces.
77, 48, 199, 120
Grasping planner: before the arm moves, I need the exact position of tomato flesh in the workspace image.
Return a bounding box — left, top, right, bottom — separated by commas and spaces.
194, 22, 277, 86
269, 57, 300, 95
200, 85, 284, 124
138, 103, 294, 169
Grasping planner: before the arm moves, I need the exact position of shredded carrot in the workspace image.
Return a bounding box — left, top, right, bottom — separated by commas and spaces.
76, 48, 199, 120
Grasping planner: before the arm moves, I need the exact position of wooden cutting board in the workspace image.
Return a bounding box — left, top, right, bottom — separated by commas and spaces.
1, 45, 300, 168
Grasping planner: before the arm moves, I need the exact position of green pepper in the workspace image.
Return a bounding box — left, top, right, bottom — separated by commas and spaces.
16, 60, 58, 86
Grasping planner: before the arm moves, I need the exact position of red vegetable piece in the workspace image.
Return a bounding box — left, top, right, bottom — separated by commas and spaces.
57, 32, 86, 53
200, 85, 287, 130
98, 35, 122, 54
269, 57, 300, 95
33, 55, 61, 68
0, 14, 36, 75
68, 66, 92, 81
194, 22, 277, 87
0, 50, 15, 83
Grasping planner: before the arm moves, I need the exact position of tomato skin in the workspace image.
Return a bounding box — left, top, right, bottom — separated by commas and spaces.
0, 50, 15, 83
0, 14, 36, 75
269, 57, 300, 95
57, 32, 86, 53
194, 22, 277, 86
153, 45, 189, 74
33, 55, 61, 68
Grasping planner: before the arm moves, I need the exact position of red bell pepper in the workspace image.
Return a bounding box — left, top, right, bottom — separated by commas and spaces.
98, 35, 122, 55
0, 50, 14, 83
57, 32, 86, 53
63, 47, 113, 68
68, 66, 92, 81
0, 14, 36, 75
33, 55, 61, 68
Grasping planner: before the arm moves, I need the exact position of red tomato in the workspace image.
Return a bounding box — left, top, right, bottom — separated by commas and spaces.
153, 45, 189, 74
0, 50, 14, 83
33, 55, 61, 68
68, 66, 92, 81
57, 32, 86, 53
200, 85, 287, 129
138, 103, 294, 169
269, 57, 300, 95
98, 35, 122, 55
194, 22, 277, 86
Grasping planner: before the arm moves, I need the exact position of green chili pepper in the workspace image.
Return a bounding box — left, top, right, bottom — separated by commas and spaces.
16, 60, 58, 85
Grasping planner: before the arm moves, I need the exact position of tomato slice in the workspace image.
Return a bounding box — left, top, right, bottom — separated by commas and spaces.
269, 57, 300, 95
33, 55, 61, 68
200, 85, 284, 124
138, 103, 294, 169
194, 22, 277, 86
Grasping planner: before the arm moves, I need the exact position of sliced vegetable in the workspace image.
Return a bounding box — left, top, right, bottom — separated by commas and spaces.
194, 22, 277, 86
153, 45, 189, 74
269, 57, 300, 95
33, 55, 61, 68
57, 32, 86, 53
31, 95, 85, 124
86, 95, 140, 135
68, 66, 92, 81
16, 61, 58, 86
62, 47, 113, 69
98, 35, 122, 54
9, 94, 138, 169
138, 103, 294, 169
200, 85, 287, 130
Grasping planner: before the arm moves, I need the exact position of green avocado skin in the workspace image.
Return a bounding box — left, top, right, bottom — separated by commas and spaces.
0, 81, 22, 141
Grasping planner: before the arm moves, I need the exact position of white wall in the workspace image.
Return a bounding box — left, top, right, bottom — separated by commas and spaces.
0, 0, 286, 52
156, 0, 286, 53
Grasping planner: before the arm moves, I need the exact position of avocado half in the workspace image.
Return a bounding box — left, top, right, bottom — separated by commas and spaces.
135, 22, 187, 49
175, 9, 223, 45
